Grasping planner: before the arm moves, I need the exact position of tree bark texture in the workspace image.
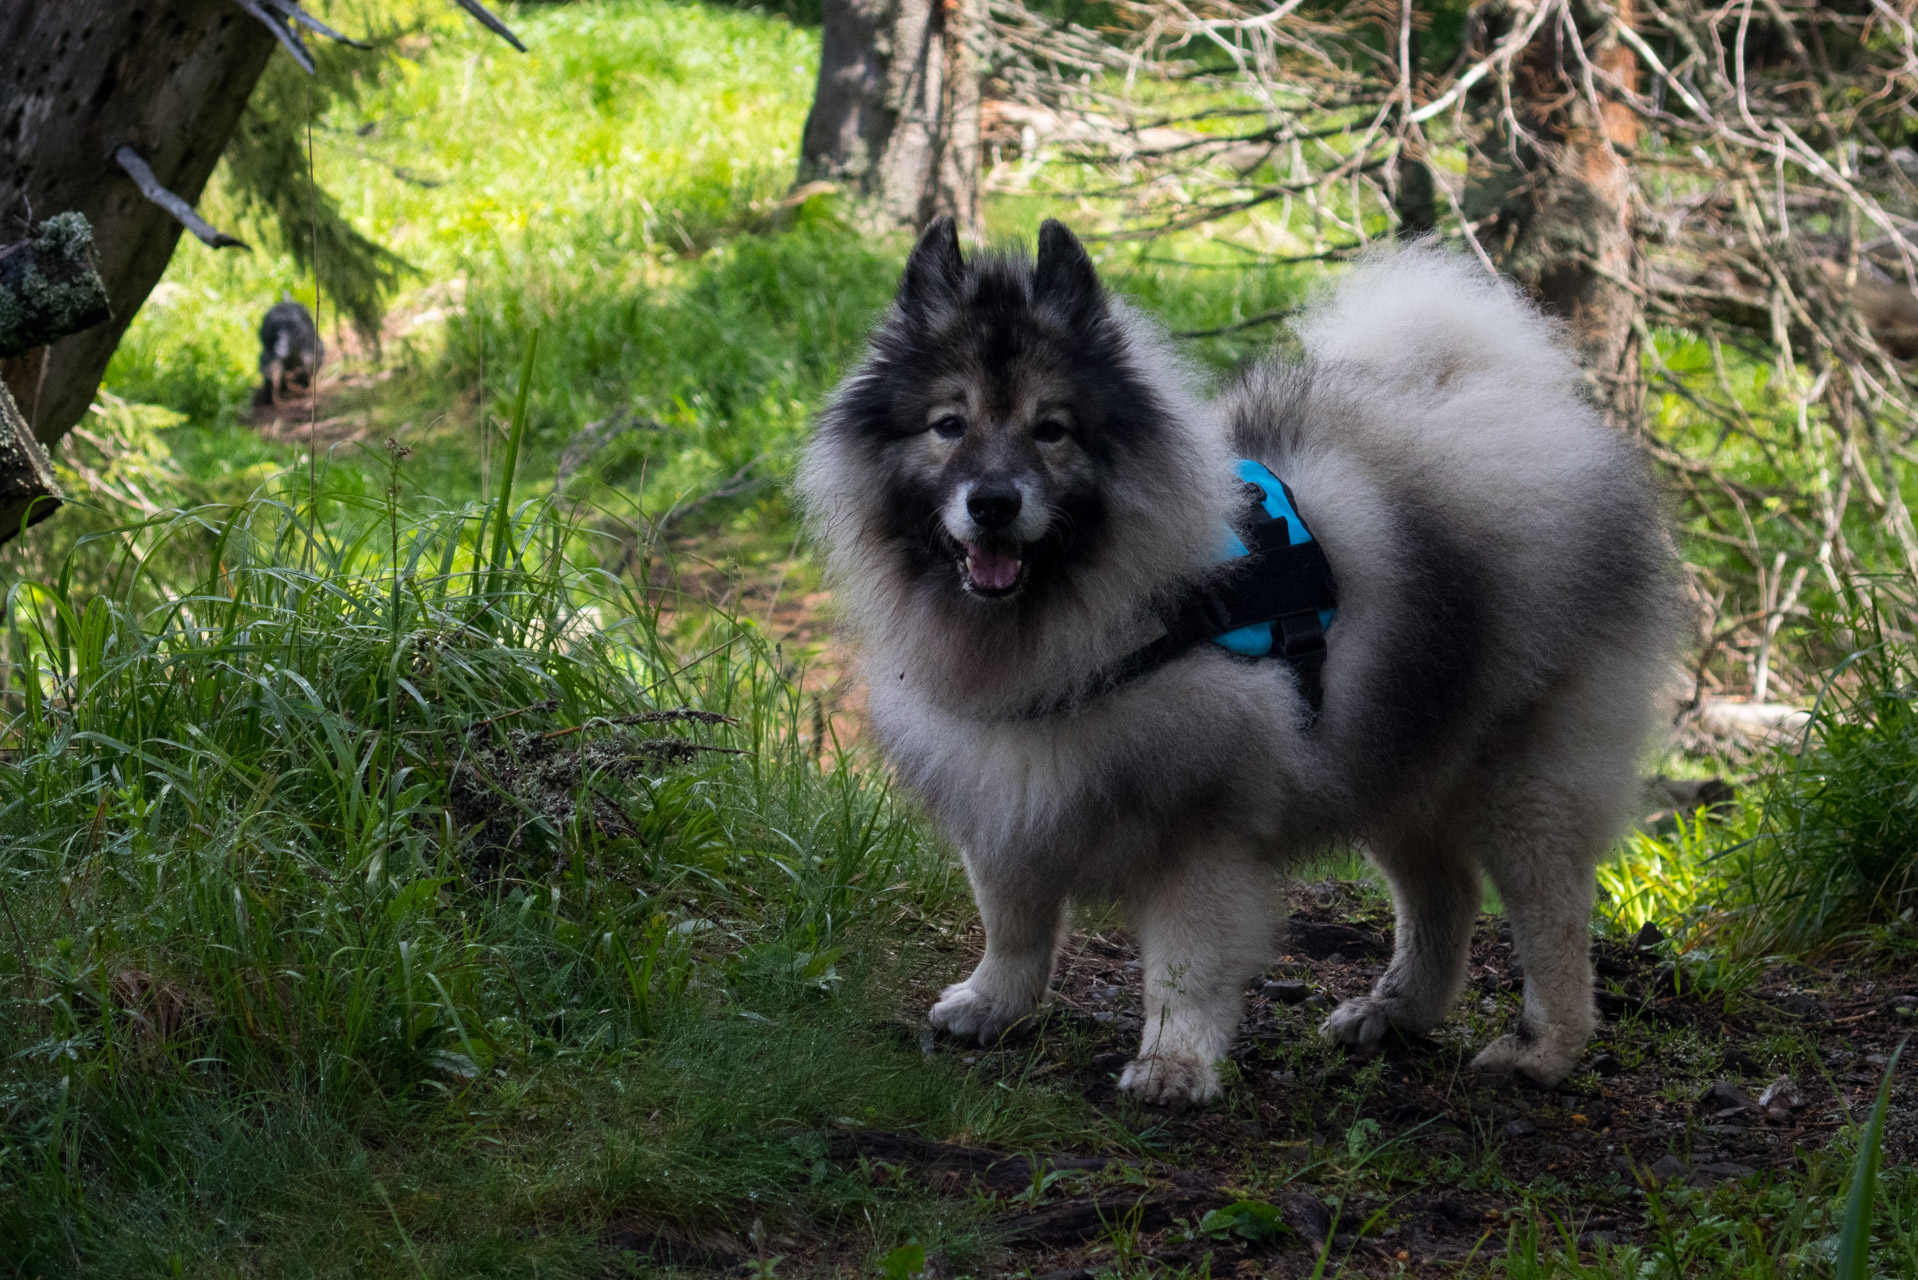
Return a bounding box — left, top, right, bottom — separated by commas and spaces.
0, 212, 112, 359
0, 378, 62, 543
1471, 0, 1643, 430
800, 0, 982, 236
0, 0, 277, 445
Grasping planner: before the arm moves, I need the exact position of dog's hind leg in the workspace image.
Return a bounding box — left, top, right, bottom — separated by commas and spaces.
1467, 775, 1605, 1085
1320, 827, 1479, 1049
929, 857, 1065, 1044
1120, 847, 1278, 1106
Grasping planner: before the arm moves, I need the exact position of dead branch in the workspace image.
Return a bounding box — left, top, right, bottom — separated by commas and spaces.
112, 146, 248, 250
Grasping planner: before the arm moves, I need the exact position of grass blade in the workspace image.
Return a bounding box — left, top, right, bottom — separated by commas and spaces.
484, 327, 540, 612
1835, 1035, 1906, 1280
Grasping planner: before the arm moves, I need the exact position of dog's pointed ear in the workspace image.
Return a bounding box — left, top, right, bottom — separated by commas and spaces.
901, 216, 965, 314
1034, 220, 1104, 326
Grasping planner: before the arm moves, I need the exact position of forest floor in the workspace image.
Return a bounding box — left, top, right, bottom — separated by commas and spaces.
608, 879, 1918, 1278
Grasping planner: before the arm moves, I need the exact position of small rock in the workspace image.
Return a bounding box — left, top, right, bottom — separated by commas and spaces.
1646, 1154, 1691, 1183
1284, 1194, 1333, 1244
1305, 993, 1331, 1010
1692, 1161, 1758, 1185
1633, 920, 1665, 951
1325, 952, 1347, 966
1721, 1046, 1765, 1077
919, 1028, 936, 1057
1090, 1010, 1118, 1024
1270, 1069, 1297, 1084
1591, 1053, 1626, 1077
1496, 920, 1514, 946
1264, 979, 1312, 1005
1757, 1076, 1803, 1110
1504, 1118, 1538, 1137
1698, 1081, 1758, 1115
1781, 992, 1828, 1019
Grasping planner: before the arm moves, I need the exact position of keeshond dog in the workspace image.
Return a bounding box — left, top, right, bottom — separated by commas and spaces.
798, 218, 1677, 1105
255, 300, 324, 407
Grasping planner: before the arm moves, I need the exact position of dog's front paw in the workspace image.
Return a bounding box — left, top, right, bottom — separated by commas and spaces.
1118, 1053, 1221, 1107
928, 980, 1031, 1044
1318, 993, 1423, 1048
1471, 1031, 1579, 1086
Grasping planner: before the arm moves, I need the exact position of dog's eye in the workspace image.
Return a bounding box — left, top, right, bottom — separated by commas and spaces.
931, 415, 966, 439
1033, 419, 1068, 444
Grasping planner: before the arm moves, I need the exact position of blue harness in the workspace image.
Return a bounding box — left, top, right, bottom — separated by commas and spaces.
1212, 459, 1338, 665
1023, 459, 1338, 718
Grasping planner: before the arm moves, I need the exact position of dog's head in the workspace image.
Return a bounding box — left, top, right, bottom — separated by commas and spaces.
801, 219, 1228, 703
809, 218, 1213, 610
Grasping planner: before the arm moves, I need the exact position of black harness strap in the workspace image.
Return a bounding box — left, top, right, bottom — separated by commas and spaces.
1018, 480, 1337, 720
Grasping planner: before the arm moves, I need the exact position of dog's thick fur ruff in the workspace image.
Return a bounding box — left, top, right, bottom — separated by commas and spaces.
799, 220, 1679, 1104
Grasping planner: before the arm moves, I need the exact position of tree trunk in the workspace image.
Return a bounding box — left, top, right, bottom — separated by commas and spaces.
0, 0, 277, 446
1471, 0, 1643, 430
800, 0, 983, 236
0, 379, 61, 541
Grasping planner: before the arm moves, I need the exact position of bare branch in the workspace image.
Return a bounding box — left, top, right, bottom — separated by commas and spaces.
451, 0, 527, 53
234, 0, 316, 74
112, 146, 249, 250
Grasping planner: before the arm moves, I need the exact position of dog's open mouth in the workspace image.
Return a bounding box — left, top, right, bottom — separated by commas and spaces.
962, 542, 1026, 597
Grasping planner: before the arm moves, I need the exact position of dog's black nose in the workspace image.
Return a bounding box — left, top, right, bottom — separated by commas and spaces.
967, 482, 1022, 530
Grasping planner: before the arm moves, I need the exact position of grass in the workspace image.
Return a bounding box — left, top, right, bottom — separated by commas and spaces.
1606, 587, 1918, 961
6, 0, 1915, 1275
0, 405, 1125, 1274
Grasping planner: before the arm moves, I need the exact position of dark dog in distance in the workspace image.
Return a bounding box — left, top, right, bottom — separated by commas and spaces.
255, 300, 324, 407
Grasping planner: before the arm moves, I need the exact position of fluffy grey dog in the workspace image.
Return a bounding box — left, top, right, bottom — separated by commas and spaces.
799, 218, 1677, 1105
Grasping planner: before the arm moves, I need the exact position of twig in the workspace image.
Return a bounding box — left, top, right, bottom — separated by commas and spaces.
112, 146, 248, 250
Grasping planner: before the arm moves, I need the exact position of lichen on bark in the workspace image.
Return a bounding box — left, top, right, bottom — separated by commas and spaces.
0, 212, 113, 360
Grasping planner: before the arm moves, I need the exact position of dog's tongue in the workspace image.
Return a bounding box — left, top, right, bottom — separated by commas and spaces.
965, 543, 1021, 591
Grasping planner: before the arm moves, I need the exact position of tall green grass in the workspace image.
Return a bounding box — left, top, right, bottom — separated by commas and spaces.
0, 372, 1117, 1273
1598, 584, 1918, 959
1723, 591, 1918, 952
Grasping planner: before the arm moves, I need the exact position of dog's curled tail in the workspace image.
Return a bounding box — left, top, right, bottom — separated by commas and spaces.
1293, 245, 1584, 395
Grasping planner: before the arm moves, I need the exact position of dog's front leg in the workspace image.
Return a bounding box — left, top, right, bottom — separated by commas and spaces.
929, 855, 1065, 1043
1121, 850, 1278, 1106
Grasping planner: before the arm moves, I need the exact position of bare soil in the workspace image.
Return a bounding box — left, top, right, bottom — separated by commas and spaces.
781, 882, 1918, 1278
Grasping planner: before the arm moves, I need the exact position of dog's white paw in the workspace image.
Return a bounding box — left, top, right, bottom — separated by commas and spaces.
1317, 994, 1413, 1047
1118, 1053, 1221, 1107
1471, 1031, 1578, 1086
927, 980, 1031, 1043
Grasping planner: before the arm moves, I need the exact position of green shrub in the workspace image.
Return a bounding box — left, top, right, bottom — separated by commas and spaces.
1723, 588, 1918, 952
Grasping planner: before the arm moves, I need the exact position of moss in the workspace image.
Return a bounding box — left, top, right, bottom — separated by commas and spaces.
0, 211, 112, 358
